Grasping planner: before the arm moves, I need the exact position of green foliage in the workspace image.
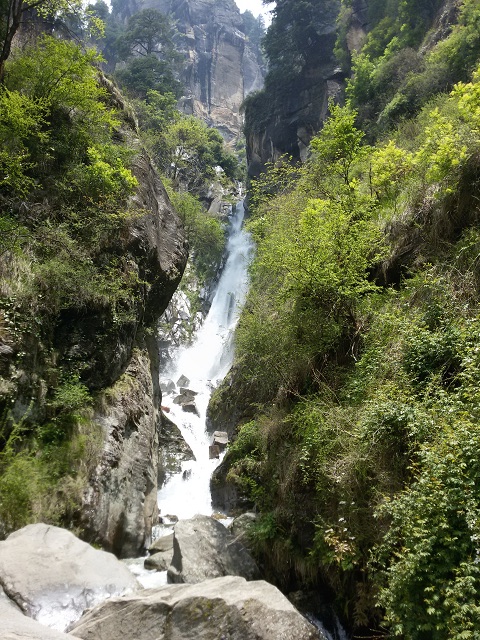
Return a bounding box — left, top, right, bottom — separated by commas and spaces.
0, 88, 48, 195
115, 54, 182, 99
375, 419, 480, 639
346, 0, 480, 135
229, 27, 480, 634
165, 184, 224, 282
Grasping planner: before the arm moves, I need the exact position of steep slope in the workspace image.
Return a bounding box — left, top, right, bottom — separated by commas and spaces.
0, 42, 188, 556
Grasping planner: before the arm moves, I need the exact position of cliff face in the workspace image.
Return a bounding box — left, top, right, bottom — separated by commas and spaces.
145, 0, 265, 142
79, 132, 189, 557
245, 0, 343, 175
0, 77, 188, 555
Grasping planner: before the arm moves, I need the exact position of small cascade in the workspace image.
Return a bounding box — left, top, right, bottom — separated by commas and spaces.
157, 200, 254, 521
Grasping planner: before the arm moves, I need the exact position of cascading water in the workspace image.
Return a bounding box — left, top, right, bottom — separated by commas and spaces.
157, 200, 254, 520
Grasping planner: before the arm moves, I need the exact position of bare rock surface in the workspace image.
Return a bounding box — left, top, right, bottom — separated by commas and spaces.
0, 588, 82, 640
158, 411, 196, 487
167, 514, 260, 583
144, 533, 175, 571
0, 524, 139, 632
69, 575, 323, 640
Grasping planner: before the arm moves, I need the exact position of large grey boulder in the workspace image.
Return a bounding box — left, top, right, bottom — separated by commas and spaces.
0, 524, 139, 632
0, 588, 82, 640
167, 514, 260, 583
69, 575, 323, 640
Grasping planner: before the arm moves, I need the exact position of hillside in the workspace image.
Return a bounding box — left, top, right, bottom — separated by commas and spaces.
208, 0, 480, 636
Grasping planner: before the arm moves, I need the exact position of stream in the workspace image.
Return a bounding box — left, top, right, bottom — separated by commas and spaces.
158, 198, 254, 519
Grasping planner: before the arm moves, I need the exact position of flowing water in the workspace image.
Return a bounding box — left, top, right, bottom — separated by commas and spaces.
133, 200, 349, 640
157, 199, 254, 521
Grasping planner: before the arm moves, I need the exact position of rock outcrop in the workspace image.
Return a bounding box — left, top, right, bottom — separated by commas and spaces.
143, 0, 265, 142
72, 91, 188, 557
167, 514, 260, 583
70, 575, 323, 640
0, 524, 138, 632
245, 0, 343, 174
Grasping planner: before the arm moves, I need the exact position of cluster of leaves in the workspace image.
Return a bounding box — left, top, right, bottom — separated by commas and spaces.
345, 0, 480, 136
224, 56, 480, 635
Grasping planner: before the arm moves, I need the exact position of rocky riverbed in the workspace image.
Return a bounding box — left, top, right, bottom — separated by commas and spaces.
0, 521, 324, 640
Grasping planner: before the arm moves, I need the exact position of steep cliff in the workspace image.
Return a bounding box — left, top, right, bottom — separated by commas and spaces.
0, 61, 188, 555
142, 0, 265, 142
244, 0, 343, 175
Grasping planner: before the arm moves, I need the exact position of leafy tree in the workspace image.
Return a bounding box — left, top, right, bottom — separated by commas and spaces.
116, 8, 177, 59
115, 54, 181, 99
0, 0, 82, 80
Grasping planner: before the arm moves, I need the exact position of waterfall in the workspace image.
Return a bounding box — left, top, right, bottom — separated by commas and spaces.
157, 200, 254, 520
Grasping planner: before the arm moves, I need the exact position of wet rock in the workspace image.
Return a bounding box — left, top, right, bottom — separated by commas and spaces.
158, 412, 195, 487
179, 387, 198, 396
160, 379, 176, 394
167, 514, 260, 584
213, 430, 228, 450
173, 388, 200, 416
1, 587, 81, 640
69, 575, 323, 640
0, 524, 139, 632
176, 374, 190, 387
181, 400, 200, 416
209, 444, 221, 459
149, 532, 174, 555
143, 551, 171, 571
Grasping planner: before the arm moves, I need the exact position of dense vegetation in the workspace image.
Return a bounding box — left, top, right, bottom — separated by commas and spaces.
217, 1, 480, 636
0, 1, 240, 534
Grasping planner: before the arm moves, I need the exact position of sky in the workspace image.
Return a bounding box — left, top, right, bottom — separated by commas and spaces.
234, 0, 275, 25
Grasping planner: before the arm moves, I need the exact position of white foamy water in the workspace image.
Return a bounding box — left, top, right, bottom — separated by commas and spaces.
158, 200, 254, 521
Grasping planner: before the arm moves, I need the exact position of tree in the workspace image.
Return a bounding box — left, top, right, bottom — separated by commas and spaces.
116, 8, 177, 59
115, 54, 181, 99
0, 0, 81, 81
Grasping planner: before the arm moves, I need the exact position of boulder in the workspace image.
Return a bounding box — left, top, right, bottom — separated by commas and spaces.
167, 514, 260, 584
176, 375, 190, 387
160, 379, 176, 394
0, 588, 82, 640
173, 388, 200, 416
144, 552, 171, 571
158, 412, 195, 486
229, 512, 258, 548
69, 575, 323, 640
213, 430, 228, 450
0, 523, 139, 632
180, 400, 200, 416
144, 533, 175, 571
209, 444, 221, 459
149, 532, 174, 555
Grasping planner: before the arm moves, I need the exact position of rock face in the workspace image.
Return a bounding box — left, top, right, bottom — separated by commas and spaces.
158, 411, 195, 488
167, 514, 260, 583
70, 575, 323, 640
245, 0, 343, 174
0, 524, 138, 632
75, 91, 188, 556
81, 339, 162, 557
144, 0, 265, 142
